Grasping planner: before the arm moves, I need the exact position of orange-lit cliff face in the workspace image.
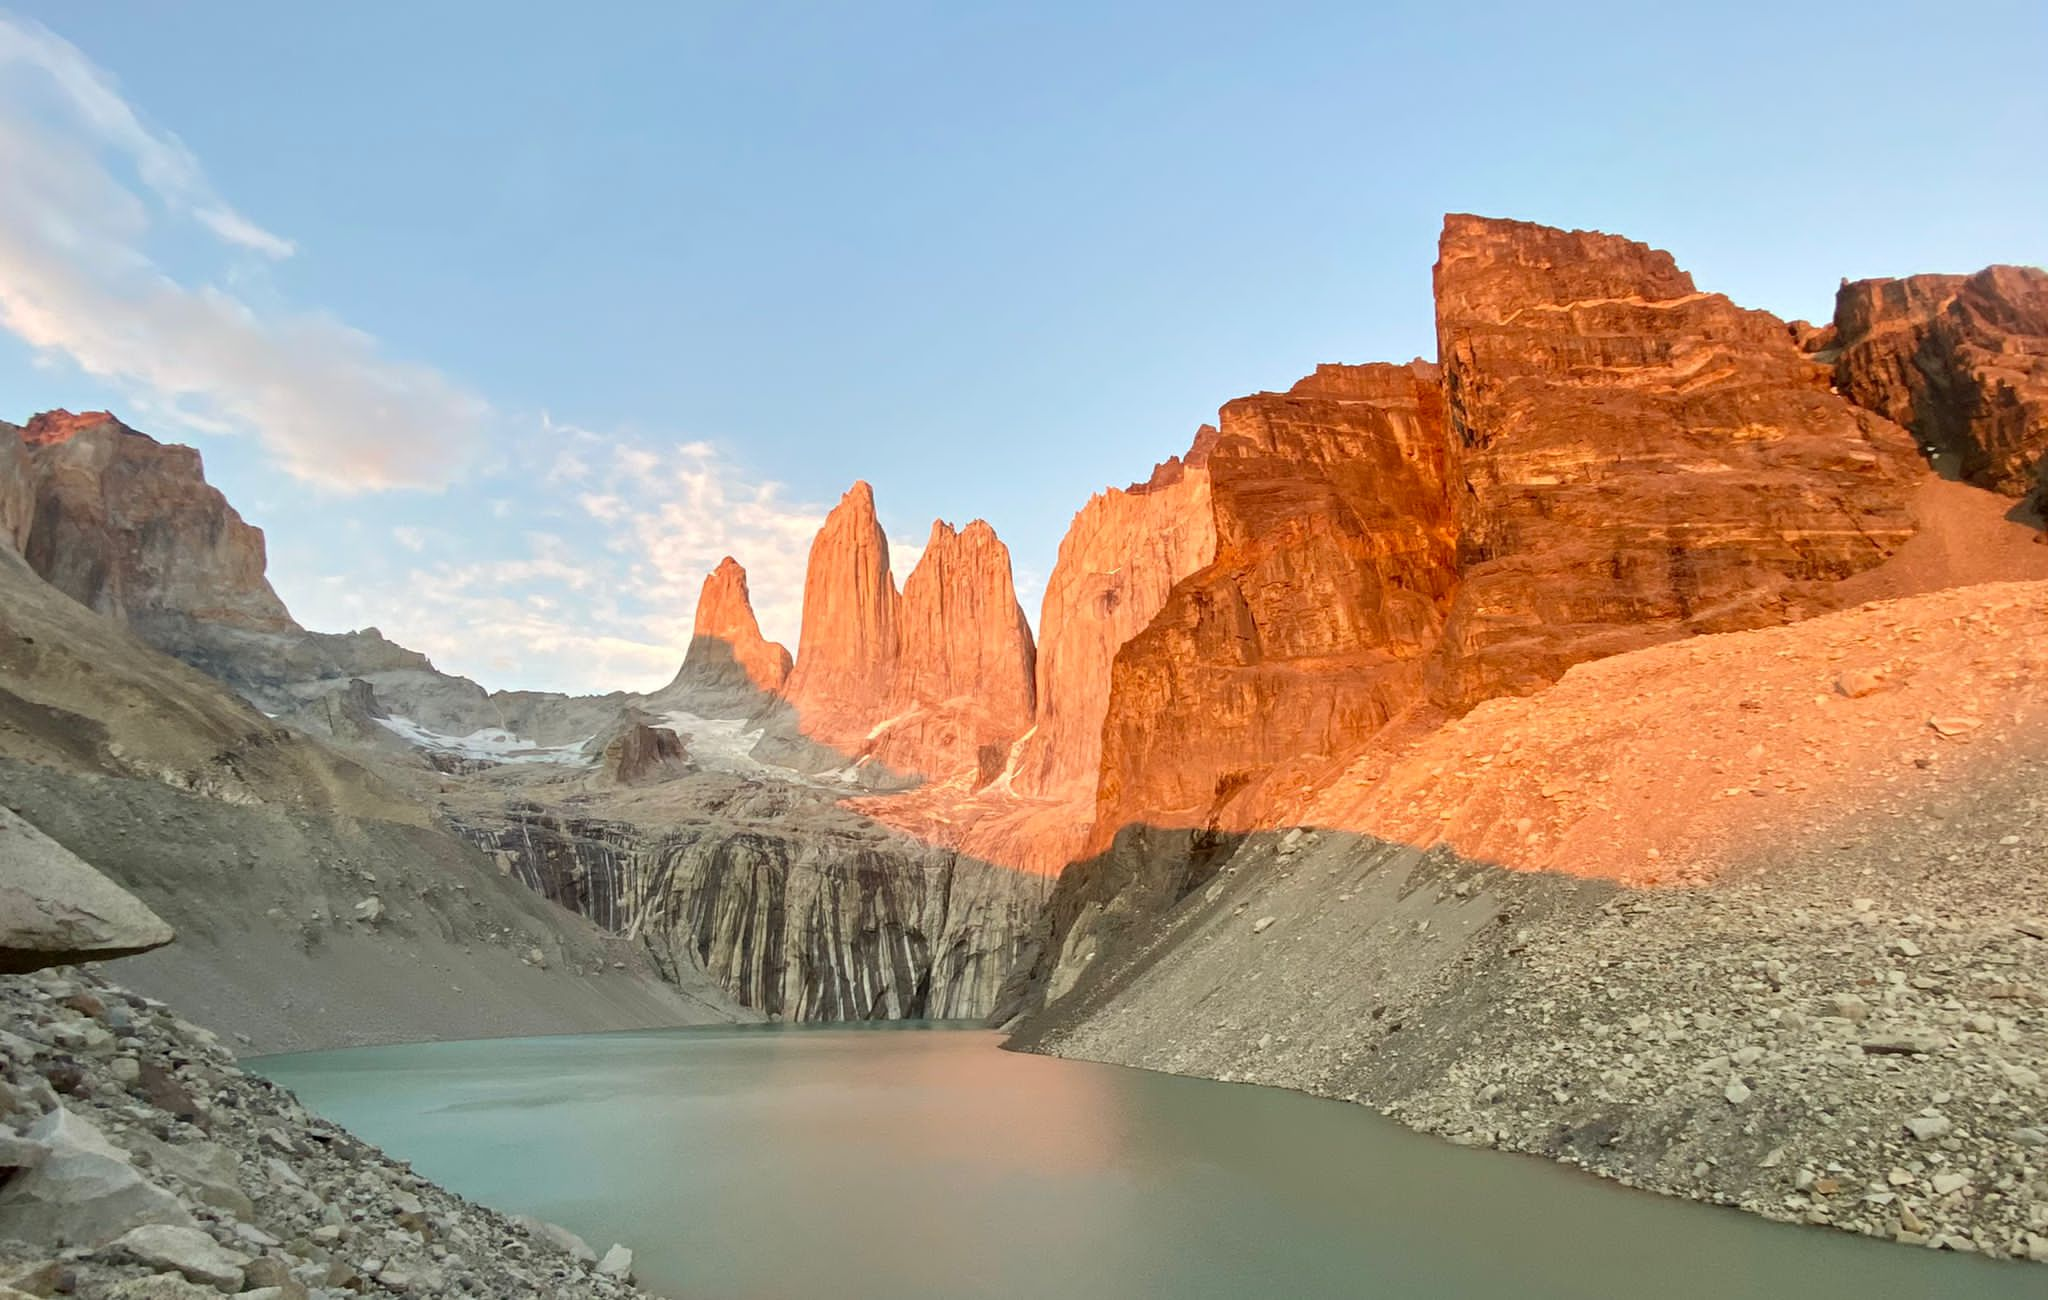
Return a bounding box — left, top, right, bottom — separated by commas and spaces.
661, 556, 792, 706
1093, 361, 1457, 846
694, 215, 2048, 890
1830, 264, 2048, 504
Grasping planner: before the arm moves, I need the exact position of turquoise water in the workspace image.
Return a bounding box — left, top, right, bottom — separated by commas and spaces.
258, 1024, 2036, 1299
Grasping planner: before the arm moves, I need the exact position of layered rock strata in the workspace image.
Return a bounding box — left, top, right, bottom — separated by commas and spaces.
1830, 265, 2048, 508
1427, 214, 1926, 709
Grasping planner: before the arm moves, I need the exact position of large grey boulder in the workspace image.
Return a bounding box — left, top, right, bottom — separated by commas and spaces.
510, 1213, 597, 1263
0, 1107, 194, 1246
102, 1223, 249, 1291
0, 806, 173, 973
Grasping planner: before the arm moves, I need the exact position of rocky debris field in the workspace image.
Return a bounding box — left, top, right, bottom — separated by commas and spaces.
1022, 750, 2048, 1266
0, 968, 661, 1298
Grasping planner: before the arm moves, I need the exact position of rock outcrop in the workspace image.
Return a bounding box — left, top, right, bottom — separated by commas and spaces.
1094, 362, 1456, 838
1006, 439, 1218, 803
450, 771, 1051, 1020
13, 412, 295, 645
0, 807, 173, 974
780, 482, 902, 757
1830, 265, 2048, 507
654, 557, 792, 712
878, 519, 1036, 782
1428, 215, 1925, 710
595, 713, 690, 786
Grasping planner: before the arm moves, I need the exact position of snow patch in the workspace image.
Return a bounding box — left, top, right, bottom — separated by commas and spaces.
374, 715, 593, 767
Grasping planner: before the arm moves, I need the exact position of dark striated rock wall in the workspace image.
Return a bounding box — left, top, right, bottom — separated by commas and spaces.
451, 776, 1051, 1021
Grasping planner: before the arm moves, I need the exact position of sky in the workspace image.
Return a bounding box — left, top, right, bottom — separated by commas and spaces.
1, 2, 2043, 694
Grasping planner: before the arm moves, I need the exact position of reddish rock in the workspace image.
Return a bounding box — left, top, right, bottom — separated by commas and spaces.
1831, 265, 2048, 504
20, 409, 119, 447
1094, 362, 1457, 838
781, 482, 902, 755
1427, 214, 1924, 710
13, 411, 295, 635
878, 518, 1036, 779
660, 557, 793, 706
1006, 434, 1218, 803
599, 715, 690, 785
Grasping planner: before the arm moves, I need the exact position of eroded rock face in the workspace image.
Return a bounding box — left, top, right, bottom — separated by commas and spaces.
880, 519, 1037, 780
659, 557, 792, 711
14, 412, 294, 637
452, 773, 1051, 1020
1428, 214, 1924, 709
1007, 438, 1218, 803
781, 482, 902, 755
1095, 362, 1457, 837
1831, 266, 2048, 506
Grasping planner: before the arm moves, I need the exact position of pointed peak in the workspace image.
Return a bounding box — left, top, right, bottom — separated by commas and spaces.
926, 518, 960, 545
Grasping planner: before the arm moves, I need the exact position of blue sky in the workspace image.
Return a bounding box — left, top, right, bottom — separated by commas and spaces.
1, 2, 2043, 692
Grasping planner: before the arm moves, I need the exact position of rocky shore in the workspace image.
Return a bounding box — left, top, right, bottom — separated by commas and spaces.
1014, 749, 2048, 1264
0, 968, 663, 1299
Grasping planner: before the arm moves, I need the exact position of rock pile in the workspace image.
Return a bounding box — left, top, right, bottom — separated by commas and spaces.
0, 968, 659, 1297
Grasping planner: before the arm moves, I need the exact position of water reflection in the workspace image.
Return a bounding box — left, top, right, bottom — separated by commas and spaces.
258, 1025, 2037, 1300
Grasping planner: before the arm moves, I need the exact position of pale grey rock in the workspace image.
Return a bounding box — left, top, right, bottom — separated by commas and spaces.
1905, 1114, 1954, 1141
512, 1214, 596, 1263
0, 806, 173, 973
105, 1223, 249, 1291
0, 1106, 194, 1246
597, 1243, 634, 1280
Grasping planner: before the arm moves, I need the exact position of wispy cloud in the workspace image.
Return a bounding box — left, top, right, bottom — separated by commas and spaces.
289, 421, 945, 694
0, 14, 485, 490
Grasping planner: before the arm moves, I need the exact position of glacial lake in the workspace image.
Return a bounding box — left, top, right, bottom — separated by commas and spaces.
257, 1024, 2037, 1299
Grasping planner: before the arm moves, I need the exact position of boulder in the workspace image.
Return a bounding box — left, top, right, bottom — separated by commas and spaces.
597, 1243, 634, 1281
592, 709, 690, 785
0, 806, 174, 973
0, 1107, 195, 1246
510, 1213, 597, 1263
103, 1224, 249, 1291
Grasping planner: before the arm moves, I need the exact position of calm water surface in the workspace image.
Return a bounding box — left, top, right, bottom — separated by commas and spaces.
257, 1025, 2035, 1299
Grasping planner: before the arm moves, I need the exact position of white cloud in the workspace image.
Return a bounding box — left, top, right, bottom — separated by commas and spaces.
0, 14, 486, 490
284, 425, 837, 693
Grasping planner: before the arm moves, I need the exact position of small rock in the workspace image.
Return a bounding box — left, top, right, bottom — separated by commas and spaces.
1251, 917, 1277, 935
1724, 1079, 1752, 1106
1905, 1114, 1953, 1141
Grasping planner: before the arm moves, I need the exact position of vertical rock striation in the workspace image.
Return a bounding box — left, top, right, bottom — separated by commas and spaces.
1830, 265, 2048, 508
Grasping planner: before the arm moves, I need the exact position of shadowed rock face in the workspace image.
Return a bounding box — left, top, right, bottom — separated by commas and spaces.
1095, 362, 1457, 839
451, 775, 1052, 1020
660, 557, 792, 711
598, 716, 690, 785
1427, 214, 1925, 709
13, 412, 294, 636
1831, 265, 2048, 507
